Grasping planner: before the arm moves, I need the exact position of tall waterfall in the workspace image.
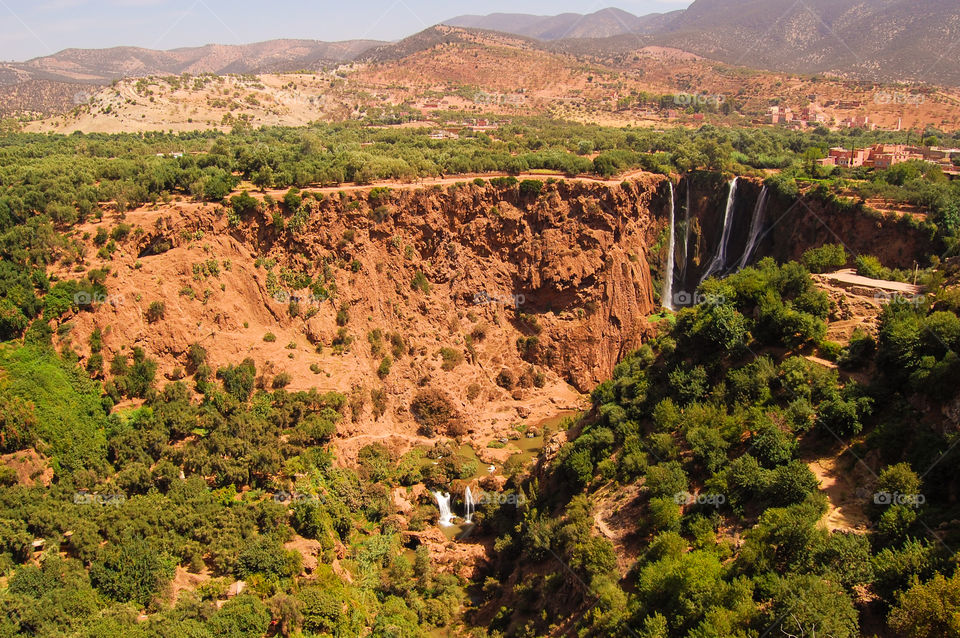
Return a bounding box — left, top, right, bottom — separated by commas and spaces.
663, 182, 676, 311
464, 486, 476, 524
681, 180, 692, 284
738, 185, 769, 270
700, 177, 739, 283
432, 491, 454, 527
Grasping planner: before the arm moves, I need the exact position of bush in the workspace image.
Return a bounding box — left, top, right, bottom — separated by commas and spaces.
236, 536, 301, 579
855, 255, 888, 279
217, 358, 257, 401
888, 572, 960, 638
519, 179, 543, 198
209, 595, 272, 638
410, 389, 458, 437
801, 244, 847, 273
90, 538, 173, 607
647, 496, 682, 533
439, 347, 463, 371
145, 300, 166, 323
186, 342, 207, 373
411, 271, 430, 294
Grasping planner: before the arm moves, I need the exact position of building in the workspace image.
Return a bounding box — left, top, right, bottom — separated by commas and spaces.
769, 106, 794, 125
838, 115, 876, 130
823, 147, 869, 167
818, 144, 944, 169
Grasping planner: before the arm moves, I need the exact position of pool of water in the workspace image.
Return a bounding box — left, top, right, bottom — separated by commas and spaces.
503, 410, 580, 465
439, 521, 477, 541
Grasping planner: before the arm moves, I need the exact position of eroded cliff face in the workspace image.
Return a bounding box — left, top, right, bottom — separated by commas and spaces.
54, 175, 665, 458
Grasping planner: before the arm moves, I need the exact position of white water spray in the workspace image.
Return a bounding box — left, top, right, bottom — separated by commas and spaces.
700, 177, 739, 283
738, 185, 769, 270
432, 491, 454, 527
464, 486, 476, 524
663, 182, 676, 310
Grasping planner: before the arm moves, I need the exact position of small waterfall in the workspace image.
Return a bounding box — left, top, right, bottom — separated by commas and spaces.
663, 182, 676, 310
432, 491, 454, 527
700, 177, 739, 283
738, 185, 769, 270
464, 486, 476, 524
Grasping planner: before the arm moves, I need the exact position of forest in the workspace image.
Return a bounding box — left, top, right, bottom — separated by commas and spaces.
478, 257, 960, 637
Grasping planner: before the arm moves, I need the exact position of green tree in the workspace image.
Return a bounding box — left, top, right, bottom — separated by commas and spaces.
888, 572, 960, 638
209, 595, 271, 638
89, 538, 174, 607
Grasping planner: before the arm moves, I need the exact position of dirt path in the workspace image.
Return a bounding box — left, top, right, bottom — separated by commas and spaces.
591, 483, 645, 575
253, 169, 657, 199
807, 455, 871, 533
820, 269, 920, 295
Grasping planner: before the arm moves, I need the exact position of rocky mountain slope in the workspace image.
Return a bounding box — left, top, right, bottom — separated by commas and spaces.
655, 0, 960, 86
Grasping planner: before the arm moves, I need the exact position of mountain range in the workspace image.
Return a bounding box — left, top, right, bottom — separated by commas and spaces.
1, 0, 958, 117
445, 0, 960, 86
444, 7, 681, 40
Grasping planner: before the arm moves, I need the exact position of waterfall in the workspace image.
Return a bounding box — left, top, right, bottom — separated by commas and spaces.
738, 185, 769, 270
700, 177, 739, 283
432, 491, 454, 527
663, 182, 676, 311
464, 486, 476, 524
680, 179, 692, 285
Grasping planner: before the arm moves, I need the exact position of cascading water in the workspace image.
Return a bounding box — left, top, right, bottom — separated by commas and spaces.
663, 182, 676, 311
737, 185, 769, 270
432, 491, 454, 527
680, 180, 692, 285
700, 177, 739, 283
464, 486, 476, 524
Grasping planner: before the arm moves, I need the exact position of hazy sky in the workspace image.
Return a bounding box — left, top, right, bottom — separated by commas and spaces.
0, 0, 694, 61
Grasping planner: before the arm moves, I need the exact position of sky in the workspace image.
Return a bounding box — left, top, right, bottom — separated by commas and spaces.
0, 0, 694, 61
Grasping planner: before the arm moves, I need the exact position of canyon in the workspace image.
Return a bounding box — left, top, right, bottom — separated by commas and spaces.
54, 171, 932, 464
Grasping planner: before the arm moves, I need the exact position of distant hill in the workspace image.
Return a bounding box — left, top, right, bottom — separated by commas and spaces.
0, 38, 385, 86
444, 7, 680, 40
356, 25, 541, 64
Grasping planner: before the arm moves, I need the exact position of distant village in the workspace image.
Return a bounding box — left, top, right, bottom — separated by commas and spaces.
817, 144, 960, 175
